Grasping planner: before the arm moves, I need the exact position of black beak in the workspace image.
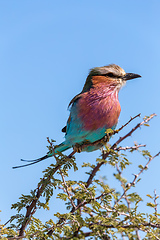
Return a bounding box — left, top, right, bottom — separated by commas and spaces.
122, 73, 141, 81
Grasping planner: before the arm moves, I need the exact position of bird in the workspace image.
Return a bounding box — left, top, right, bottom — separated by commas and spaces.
16, 64, 141, 168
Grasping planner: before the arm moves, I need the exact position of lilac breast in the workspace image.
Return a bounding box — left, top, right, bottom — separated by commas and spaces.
77, 87, 121, 131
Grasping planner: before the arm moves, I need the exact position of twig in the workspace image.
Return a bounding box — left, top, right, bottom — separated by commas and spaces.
115, 163, 131, 210
111, 114, 156, 150
59, 169, 76, 210
116, 113, 141, 132
114, 151, 160, 206
136, 229, 141, 240
116, 144, 146, 151
154, 189, 159, 217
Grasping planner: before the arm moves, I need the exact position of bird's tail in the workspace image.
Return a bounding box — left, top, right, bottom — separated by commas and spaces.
13, 142, 71, 169
54, 142, 71, 153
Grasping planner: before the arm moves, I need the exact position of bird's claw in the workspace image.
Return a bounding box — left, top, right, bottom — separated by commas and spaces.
73, 143, 82, 153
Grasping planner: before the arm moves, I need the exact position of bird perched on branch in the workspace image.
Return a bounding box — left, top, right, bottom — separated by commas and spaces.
18, 64, 141, 167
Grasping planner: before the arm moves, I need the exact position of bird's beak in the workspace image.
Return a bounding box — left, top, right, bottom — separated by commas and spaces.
122, 73, 141, 81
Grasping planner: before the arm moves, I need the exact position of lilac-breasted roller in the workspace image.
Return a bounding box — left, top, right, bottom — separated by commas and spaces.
21, 64, 141, 165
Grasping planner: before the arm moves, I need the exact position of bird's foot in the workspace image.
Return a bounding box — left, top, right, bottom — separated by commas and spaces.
103, 135, 110, 143
73, 143, 83, 153
105, 128, 119, 141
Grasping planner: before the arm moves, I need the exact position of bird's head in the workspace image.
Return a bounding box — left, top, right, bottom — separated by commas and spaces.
82, 64, 141, 92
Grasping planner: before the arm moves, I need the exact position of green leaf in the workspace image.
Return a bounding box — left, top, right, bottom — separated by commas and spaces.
146, 194, 153, 199
146, 202, 156, 208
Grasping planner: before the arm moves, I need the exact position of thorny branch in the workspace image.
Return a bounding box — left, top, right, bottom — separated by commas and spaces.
59, 169, 76, 210
114, 151, 160, 206
43, 114, 159, 239
17, 163, 63, 237
86, 113, 156, 188
83, 221, 160, 240
16, 138, 73, 238
5, 113, 160, 239
154, 189, 159, 217
116, 144, 146, 151
8, 217, 160, 240
114, 162, 132, 210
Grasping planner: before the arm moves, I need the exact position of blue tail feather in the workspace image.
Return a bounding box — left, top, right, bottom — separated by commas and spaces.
54, 142, 71, 153
13, 141, 71, 168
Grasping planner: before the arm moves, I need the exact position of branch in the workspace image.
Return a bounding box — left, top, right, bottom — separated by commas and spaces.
18, 160, 75, 236
8, 113, 157, 239
59, 169, 76, 210
86, 113, 156, 188
84, 221, 160, 240
116, 144, 146, 151
88, 221, 160, 230
114, 162, 132, 210
18, 163, 61, 237
136, 229, 141, 240
114, 151, 160, 206
75, 113, 141, 152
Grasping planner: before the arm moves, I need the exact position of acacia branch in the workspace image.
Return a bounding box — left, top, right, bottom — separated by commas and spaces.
45, 114, 157, 238
18, 163, 62, 237
116, 144, 146, 151
8, 113, 157, 239
84, 221, 160, 239
89, 221, 160, 230
75, 113, 141, 152
86, 113, 156, 188
59, 169, 76, 210
135, 229, 141, 240
114, 151, 160, 206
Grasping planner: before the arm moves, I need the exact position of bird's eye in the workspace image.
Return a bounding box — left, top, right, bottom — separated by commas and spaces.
106, 72, 114, 78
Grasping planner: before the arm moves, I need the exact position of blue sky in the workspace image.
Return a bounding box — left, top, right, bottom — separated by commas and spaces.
0, 0, 160, 231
